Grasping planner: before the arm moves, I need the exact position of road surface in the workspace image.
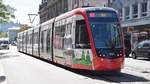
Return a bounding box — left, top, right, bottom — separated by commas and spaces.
0, 46, 150, 84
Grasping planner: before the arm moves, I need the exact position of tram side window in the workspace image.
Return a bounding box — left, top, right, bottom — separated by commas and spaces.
44, 30, 47, 52
64, 23, 72, 49
54, 25, 66, 49
47, 29, 51, 52
30, 34, 32, 44
34, 32, 38, 44
26, 33, 28, 45
41, 31, 44, 52
75, 20, 90, 49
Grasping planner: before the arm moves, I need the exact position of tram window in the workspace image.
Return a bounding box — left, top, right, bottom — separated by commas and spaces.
64, 23, 72, 49
44, 30, 47, 51
28, 35, 30, 44
66, 23, 72, 35
34, 33, 38, 44
75, 20, 90, 49
34, 32, 38, 44
26, 33, 28, 44
30, 34, 32, 44
36, 33, 38, 44
41, 31, 44, 52
54, 24, 66, 49
61, 25, 66, 37
47, 29, 51, 52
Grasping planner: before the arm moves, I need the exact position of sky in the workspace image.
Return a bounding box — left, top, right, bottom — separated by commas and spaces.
4, 0, 41, 26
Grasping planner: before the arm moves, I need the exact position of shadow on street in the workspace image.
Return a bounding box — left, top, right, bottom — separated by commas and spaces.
69, 70, 150, 83
0, 51, 20, 60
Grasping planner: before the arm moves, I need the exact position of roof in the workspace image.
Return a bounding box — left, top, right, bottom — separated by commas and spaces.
0, 38, 9, 41
85, 7, 116, 12
8, 27, 20, 31
55, 7, 117, 21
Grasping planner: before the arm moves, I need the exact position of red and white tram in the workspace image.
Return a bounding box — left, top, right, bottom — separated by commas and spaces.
17, 7, 125, 72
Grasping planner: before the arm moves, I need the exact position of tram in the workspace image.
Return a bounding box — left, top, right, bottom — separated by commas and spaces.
17, 7, 125, 72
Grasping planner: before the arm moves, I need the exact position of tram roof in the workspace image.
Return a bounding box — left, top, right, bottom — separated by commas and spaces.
55, 7, 117, 21
84, 7, 117, 12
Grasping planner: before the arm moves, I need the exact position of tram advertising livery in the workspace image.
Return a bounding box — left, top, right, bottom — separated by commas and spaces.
17, 7, 125, 72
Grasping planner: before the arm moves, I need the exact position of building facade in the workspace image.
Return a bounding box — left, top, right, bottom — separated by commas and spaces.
111, 0, 150, 31
39, 0, 108, 23
68, 0, 108, 11
39, 0, 68, 23
111, 0, 150, 50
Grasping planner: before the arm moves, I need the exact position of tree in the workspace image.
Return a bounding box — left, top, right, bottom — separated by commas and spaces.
0, 31, 8, 38
0, 1, 15, 23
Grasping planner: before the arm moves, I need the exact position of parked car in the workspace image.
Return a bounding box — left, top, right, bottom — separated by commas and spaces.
0, 38, 9, 50
131, 40, 150, 59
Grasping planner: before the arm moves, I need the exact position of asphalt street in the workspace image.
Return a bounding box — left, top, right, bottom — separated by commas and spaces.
0, 46, 150, 84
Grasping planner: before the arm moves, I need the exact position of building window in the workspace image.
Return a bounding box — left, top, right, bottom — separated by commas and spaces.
42, 0, 47, 3
141, 2, 148, 17
125, 7, 130, 20
132, 4, 138, 18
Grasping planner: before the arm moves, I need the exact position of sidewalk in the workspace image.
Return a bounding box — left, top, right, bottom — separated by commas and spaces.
0, 62, 7, 84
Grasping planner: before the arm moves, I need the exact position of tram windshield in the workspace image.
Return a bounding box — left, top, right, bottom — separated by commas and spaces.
87, 11, 122, 48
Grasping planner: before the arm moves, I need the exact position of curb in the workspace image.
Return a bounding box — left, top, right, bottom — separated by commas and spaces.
0, 62, 7, 84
